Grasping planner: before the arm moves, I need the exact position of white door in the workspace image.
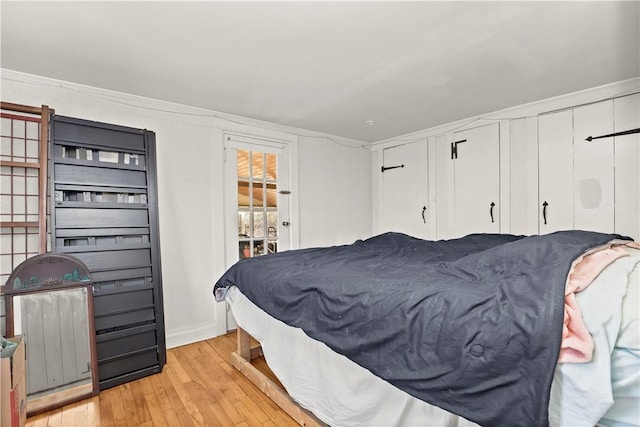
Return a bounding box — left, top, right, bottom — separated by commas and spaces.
539, 99, 625, 235
613, 94, 640, 240
452, 123, 500, 237
538, 109, 574, 233
223, 134, 291, 330
573, 100, 614, 232
380, 140, 429, 239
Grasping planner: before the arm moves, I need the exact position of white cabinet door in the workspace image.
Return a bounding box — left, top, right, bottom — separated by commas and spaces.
538, 109, 574, 232
380, 140, 429, 239
613, 94, 640, 240
573, 101, 614, 232
434, 134, 454, 239
538, 97, 636, 236
452, 123, 501, 237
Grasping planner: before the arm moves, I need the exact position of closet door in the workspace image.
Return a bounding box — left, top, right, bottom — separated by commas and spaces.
573, 101, 614, 232
380, 140, 429, 239
613, 94, 640, 240
538, 109, 574, 232
452, 123, 500, 237
538, 99, 624, 235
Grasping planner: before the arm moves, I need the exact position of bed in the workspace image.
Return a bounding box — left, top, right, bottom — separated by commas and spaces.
213, 230, 640, 427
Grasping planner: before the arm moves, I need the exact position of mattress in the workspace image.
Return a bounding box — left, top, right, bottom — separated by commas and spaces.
225, 246, 640, 427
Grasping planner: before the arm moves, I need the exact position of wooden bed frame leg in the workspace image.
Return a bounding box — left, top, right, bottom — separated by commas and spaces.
231, 328, 326, 427
237, 326, 264, 361
237, 326, 252, 360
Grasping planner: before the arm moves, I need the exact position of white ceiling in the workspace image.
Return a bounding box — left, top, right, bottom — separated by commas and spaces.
1, 1, 639, 143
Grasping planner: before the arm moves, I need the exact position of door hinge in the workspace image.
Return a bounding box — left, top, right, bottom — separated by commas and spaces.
450, 139, 467, 159
381, 164, 404, 173
585, 128, 640, 141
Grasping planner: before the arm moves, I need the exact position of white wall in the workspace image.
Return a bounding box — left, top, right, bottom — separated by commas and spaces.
298, 136, 372, 247
1, 69, 373, 347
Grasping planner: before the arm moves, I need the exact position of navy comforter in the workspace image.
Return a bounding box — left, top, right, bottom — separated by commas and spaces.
213, 230, 628, 426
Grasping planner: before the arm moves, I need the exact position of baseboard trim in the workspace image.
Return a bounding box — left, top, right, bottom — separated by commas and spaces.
165, 321, 221, 349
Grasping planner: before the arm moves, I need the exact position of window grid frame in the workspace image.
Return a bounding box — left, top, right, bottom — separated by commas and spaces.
0, 103, 50, 287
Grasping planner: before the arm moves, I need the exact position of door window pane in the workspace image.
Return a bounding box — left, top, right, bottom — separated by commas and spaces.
252, 182, 265, 208
266, 153, 277, 180
267, 212, 278, 237
237, 149, 277, 258
237, 149, 250, 178
238, 211, 250, 237
252, 240, 265, 257
252, 211, 264, 238
251, 152, 264, 179
266, 187, 277, 208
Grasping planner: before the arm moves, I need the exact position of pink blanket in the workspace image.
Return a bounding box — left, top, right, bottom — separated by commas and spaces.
559, 241, 640, 363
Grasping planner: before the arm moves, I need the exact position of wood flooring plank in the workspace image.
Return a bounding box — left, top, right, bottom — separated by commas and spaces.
24, 412, 48, 427
258, 399, 300, 427
128, 380, 153, 425
228, 364, 272, 405
142, 389, 168, 426
44, 409, 63, 427
233, 399, 265, 426
166, 350, 192, 383
59, 401, 78, 426
163, 364, 207, 425
25, 333, 302, 427
97, 388, 116, 426
156, 363, 195, 427
117, 382, 142, 425
183, 380, 229, 426
205, 336, 238, 376
171, 342, 244, 426
138, 375, 156, 396
198, 384, 244, 425
86, 396, 101, 427
69, 400, 89, 427
107, 384, 131, 426
155, 376, 181, 426
212, 388, 245, 424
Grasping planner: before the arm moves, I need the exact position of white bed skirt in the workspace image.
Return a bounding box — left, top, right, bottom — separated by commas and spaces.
227, 285, 478, 427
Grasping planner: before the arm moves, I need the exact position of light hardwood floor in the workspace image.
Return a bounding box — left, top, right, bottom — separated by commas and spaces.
26, 332, 298, 427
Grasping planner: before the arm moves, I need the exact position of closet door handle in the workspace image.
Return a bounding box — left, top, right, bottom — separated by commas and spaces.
422, 206, 427, 223
490, 202, 495, 223
542, 201, 548, 225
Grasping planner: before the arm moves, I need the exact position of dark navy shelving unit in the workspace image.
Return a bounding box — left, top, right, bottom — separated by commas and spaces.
49, 114, 165, 389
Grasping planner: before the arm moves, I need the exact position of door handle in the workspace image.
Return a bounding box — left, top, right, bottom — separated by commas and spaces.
542, 201, 548, 225
490, 202, 495, 223
421, 206, 427, 223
